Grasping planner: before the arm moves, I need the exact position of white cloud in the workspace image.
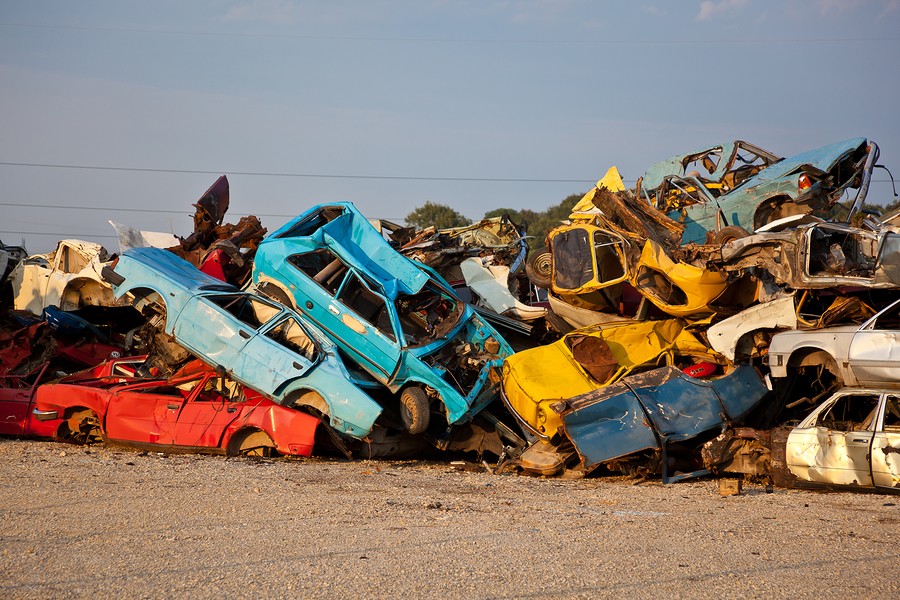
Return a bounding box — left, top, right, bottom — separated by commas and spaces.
641, 5, 664, 17
696, 0, 749, 21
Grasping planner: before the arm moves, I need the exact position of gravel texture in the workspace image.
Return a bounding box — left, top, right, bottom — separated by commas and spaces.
1, 438, 898, 599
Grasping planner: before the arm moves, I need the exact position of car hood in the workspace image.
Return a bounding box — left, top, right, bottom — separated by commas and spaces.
734, 137, 867, 189
116, 248, 237, 294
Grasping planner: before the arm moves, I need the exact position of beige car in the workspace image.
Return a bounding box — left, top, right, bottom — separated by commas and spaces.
786, 388, 900, 491
8, 239, 116, 314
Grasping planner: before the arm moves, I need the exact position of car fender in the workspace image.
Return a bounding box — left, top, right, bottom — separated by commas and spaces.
224, 408, 319, 457
33, 384, 111, 433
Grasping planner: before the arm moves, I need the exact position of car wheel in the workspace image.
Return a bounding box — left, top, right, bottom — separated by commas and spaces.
525, 246, 552, 289
58, 409, 101, 445
712, 225, 750, 245
235, 430, 277, 457
399, 387, 430, 435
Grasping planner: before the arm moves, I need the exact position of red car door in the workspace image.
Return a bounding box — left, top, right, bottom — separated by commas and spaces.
169, 373, 245, 449
0, 364, 51, 437
104, 379, 192, 445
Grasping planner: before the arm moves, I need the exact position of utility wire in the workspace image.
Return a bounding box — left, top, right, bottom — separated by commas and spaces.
0, 230, 118, 239
0, 22, 897, 45
4, 161, 893, 186
0, 161, 597, 183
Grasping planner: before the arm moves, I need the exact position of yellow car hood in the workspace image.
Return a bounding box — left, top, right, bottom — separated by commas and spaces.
501, 319, 719, 440
630, 240, 729, 318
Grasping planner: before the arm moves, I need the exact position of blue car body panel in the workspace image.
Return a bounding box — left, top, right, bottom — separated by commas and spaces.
252, 202, 514, 426
107, 247, 383, 439
558, 364, 769, 471
646, 138, 871, 243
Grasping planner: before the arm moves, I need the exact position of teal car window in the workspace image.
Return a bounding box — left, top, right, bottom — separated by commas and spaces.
336, 273, 395, 341
288, 250, 348, 295
204, 294, 281, 329
265, 316, 318, 360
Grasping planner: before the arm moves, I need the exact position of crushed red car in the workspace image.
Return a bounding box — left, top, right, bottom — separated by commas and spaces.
32, 360, 319, 457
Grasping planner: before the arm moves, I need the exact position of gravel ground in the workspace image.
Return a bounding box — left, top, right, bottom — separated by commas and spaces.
0, 438, 898, 599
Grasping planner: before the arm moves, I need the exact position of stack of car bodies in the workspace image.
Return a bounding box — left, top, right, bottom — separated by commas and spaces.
512, 137, 899, 487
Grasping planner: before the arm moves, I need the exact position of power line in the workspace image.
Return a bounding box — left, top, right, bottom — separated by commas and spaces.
1, 22, 897, 45
0, 230, 118, 239
0, 201, 296, 219
0, 161, 598, 184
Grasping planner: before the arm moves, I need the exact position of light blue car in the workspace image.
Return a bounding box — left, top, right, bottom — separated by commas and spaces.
101, 247, 383, 439
251, 202, 514, 436
640, 137, 879, 244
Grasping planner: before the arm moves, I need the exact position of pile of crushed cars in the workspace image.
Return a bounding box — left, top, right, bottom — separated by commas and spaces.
2, 137, 898, 495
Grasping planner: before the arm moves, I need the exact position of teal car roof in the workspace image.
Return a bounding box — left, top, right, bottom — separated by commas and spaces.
269, 202, 429, 298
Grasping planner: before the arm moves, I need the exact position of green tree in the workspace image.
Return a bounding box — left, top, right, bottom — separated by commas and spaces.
405, 202, 472, 229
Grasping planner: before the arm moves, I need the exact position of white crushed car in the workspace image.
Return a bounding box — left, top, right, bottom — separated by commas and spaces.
768, 297, 900, 388
786, 388, 899, 491
8, 240, 117, 314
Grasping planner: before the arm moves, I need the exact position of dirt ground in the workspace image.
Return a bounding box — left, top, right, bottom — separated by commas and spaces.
0, 438, 898, 599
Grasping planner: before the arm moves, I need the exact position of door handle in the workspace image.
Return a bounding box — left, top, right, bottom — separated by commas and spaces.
239, 330, 251, 339
850, 438, 868, 443
166, 404, 180, 410
293, 361, 302, 370
227, 407, 237, 413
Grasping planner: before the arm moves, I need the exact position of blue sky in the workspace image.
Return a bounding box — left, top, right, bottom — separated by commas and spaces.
2, 0, 899, 253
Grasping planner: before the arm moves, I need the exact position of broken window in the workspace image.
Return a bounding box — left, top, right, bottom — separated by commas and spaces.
205, 294, 280, 330
395, 284, 462, 347
870, 301, 900, 330
55, 245, 90, 274
553, 228, 595, 290
336, 273, 395, 341
883, 396, 900, 432
633, 267, 688, 306
288, 250, 348, 294
876, 233, 900, 284
815, 393, 880, 431
265, 316, 318, 361
277, 205, 346, 239
807, 227, 877, 278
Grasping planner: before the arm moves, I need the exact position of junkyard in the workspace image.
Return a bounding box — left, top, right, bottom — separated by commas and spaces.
2, 136, 900, 596
3, 3, 900, 597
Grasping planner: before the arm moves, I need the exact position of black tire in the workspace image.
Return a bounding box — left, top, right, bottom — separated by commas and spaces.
399, 387, 430, 435
525, 246, 552, 289
713, 225, 751, 245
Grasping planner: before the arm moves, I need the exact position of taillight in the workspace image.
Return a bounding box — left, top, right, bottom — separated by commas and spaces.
798, 173, 813, 190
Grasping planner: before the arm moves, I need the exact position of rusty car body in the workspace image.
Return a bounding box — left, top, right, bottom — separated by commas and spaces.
718, 218, 900, 290
640, 138, 880, 244
33, 360, 319, 457
784, 388, 900, 492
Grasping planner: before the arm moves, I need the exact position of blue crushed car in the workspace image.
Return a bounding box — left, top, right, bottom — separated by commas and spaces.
640, 137, 880, 244
553, 364, 770, 482
251, 202, 515, 436
101, 247, 383, 439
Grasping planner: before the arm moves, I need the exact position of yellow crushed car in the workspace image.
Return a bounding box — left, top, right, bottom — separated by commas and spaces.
500, 319, 723, 440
